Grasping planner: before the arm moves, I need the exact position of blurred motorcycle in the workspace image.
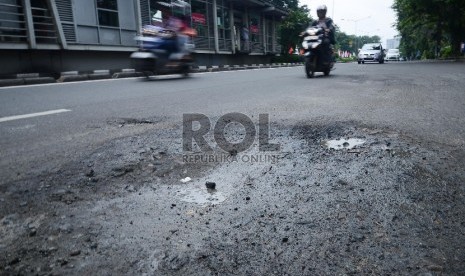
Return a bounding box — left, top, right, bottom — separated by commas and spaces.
300, 26, 334, 78
130, 25, 195, 77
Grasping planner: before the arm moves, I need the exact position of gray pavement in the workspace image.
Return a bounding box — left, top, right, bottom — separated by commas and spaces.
1, 61, 465, 274
1, 62, 464, 183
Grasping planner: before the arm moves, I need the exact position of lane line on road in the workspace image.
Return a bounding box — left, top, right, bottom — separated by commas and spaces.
0, 109, 71, 123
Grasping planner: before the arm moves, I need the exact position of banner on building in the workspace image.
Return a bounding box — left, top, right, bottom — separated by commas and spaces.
192, 13, 206, 24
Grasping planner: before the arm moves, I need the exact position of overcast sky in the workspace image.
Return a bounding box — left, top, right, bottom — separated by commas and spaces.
300, 0, 399, 45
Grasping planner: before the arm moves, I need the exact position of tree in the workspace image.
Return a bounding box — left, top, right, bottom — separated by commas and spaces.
270, 0, 299, 10
393, 0, 465, 58
335, 26, 381, 54
278, 2, 384, 56
278, 5, 312, 54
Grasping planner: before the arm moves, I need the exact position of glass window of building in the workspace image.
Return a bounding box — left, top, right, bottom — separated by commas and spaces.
97, 0, 119, 27
149, 0, 172, 27
216, 6, 230, 39
149, 0, 192, 27
0, 0, 27, 42
152, 10, 163, 25
191, 0, 208, 37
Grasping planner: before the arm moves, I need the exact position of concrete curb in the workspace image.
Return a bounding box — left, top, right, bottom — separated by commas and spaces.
89, 70, 111, 80
207, 65, 220, 72
112, 72, 144, 78
58, 75, 89, 82
220, 65, 231, 71
0, 63, 305, 88
24, 77, 55, 85
0, 79, 25, 87
89, 73, 111, 80
233, 65, 246, 70
16, 73, 39, 78
188, 63, 305, 73
0, 77, 56, 87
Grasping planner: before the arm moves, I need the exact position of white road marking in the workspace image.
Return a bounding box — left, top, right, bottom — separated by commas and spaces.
0, 109, 71, 123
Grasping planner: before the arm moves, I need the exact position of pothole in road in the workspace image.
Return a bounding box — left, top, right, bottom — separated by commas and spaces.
175, 172, 239, 207
176, 185, 227, 206
106, 117, 158, 127
4, 120, 465, 275
324, 138, 366, 150
174, 152, 267, 207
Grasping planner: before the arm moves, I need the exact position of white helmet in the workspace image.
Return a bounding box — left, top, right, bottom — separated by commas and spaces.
316, 4, 327, 19
317, 4, 327, 11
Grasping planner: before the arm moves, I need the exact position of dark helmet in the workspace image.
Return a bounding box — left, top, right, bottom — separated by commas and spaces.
317, 5, 327, 19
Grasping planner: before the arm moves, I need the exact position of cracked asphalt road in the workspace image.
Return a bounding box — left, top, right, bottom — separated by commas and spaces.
1, 61, 465, 275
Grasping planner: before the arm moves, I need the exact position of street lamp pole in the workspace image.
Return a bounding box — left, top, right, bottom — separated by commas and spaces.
332, 0, 334, 19
341, 16, 371, 51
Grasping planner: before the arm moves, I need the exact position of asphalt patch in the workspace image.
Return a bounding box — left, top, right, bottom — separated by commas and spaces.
1, 121, 464, 275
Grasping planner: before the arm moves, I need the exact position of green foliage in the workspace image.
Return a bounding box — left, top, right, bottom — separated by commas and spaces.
271, 54, 303, 63
393, 0, 465, 58
269, 0, 299, 10
278, 8, 381, 56
440, 45, 453, 58
337, 57, 356, 63
335, 25, 381, 54
335, 30, 356, 52
278, 5, 312, 55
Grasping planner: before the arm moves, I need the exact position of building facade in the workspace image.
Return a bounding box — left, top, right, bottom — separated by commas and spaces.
386, 37, 401, 50
0, 0, 286, 75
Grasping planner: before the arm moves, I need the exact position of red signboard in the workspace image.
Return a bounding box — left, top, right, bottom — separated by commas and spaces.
192, 13, 206, 25
250, 25, 259, 34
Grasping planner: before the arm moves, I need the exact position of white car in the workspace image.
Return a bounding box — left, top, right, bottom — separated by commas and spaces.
358, 43, 385, 64
386, 49, 400, 61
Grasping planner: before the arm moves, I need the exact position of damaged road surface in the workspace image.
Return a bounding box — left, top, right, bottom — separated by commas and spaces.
1, 62, 465, 275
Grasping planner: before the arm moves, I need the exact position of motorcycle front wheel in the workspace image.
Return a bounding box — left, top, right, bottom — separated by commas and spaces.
305, 58, 315, 78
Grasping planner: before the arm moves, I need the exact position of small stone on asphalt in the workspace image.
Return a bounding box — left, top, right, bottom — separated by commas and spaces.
206, 182, 216, 189
85, 169, 95, 177
70, 250, 81, 256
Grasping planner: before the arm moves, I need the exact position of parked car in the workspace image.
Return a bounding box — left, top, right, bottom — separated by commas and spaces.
386, 48, 400, 61
358, 43, 385, 64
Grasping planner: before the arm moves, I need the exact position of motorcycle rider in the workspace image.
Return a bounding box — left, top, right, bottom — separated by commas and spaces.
165, 14, 196, 56
309, 5, 335, 65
